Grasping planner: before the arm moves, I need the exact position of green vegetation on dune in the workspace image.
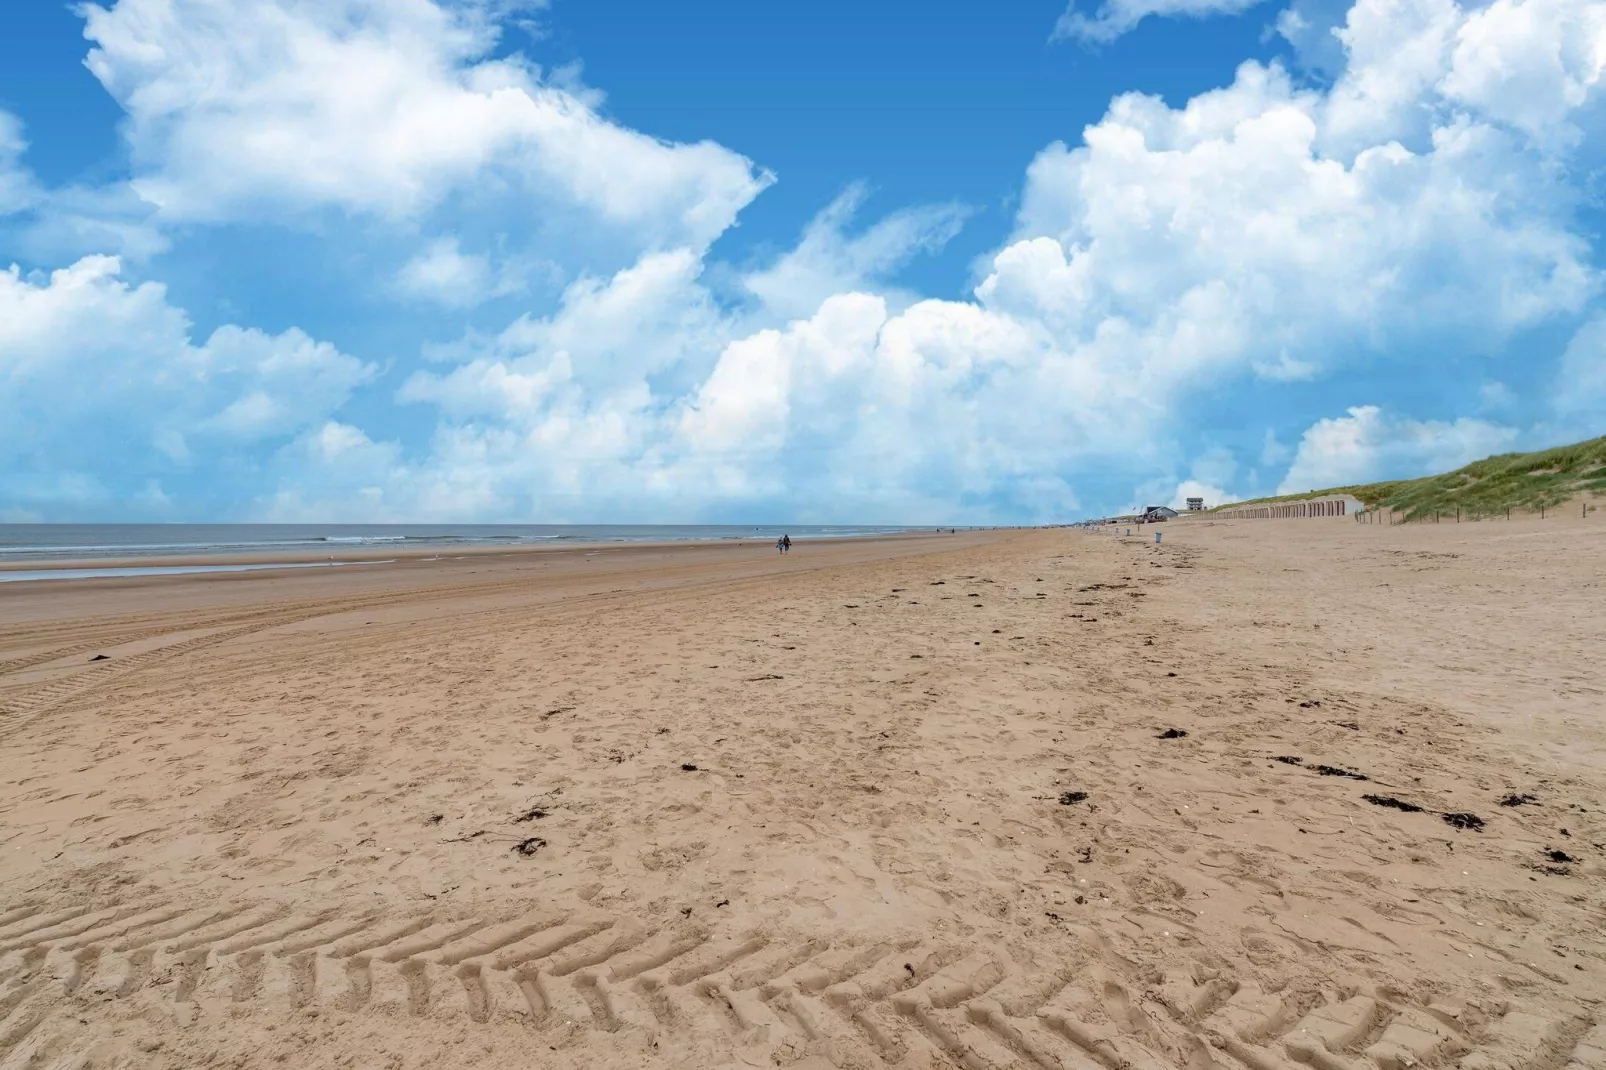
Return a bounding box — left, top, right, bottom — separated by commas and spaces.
1213, 434, 1606, 519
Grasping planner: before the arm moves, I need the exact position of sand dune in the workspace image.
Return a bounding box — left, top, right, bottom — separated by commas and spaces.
0, 520, 1602, 1069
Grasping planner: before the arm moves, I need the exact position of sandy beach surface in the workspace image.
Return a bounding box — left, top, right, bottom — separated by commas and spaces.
1, 518, 1603, 1070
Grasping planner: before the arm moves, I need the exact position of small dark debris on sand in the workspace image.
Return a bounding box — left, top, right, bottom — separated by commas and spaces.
542, 706, 575, 719
1158, 728, 1188, 739
1059, 791, 1089, 805
1274, 756, 1304, 765
716, 898, 730, 907
1442, 812, 1485, 831
1165, 671, 1177, 678
427, 814, 444, 825
89, 654, 110, 662
1364, 794, 1425, 813
930, 581, 946, 586
1334, 720, 1360, 731
1547, 848, 1578, 863
1314, 764, 1368, 781
909, 654, 923, 659
1500, 793, 1538, 807
1298, 700, 1321, 708
1078, 846, 1093, 863
746, 674, 784, 682
656, 727, 670, 735
1529, 863, 1573, 877
843, 604, 860, 609
514, 807, 548, 823
513, 837, 547, 857
681, 763, 699, 771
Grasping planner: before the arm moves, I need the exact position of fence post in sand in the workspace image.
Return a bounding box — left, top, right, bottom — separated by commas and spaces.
1156, 532, 1162, 545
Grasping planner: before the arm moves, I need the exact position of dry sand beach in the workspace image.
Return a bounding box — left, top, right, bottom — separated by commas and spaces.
1, 519, 1603, 1070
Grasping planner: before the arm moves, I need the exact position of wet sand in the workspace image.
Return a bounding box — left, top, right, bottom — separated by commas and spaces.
0, 517, 1602, 1069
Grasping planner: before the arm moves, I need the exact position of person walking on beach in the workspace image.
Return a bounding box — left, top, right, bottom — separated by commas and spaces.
782, 534, 791, 554
777, 536, 785, 554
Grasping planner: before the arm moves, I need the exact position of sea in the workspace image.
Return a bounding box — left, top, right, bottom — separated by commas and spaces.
0, 524, 930, 580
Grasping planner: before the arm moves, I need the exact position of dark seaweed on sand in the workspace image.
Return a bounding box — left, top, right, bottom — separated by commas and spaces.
1314, 764, 1368, 781
1363, 794, 1425, 813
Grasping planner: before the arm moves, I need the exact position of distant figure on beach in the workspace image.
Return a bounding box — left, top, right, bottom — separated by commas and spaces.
777, 537, 785, 554
782, 534, 791, 554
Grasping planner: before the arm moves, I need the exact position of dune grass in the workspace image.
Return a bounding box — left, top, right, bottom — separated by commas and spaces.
1213, 433, 1606, 520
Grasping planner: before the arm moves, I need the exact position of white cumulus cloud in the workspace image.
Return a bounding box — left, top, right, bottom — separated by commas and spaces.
0, 256, 373, 515
1278, 405, 1519, 491
994, 57, 1593, 398
80, 0, 771, 254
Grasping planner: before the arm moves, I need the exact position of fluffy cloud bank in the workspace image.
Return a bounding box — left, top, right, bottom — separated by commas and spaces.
0, 256, 371, 516
80, 0, 771, 270
6, 0, 1606, 520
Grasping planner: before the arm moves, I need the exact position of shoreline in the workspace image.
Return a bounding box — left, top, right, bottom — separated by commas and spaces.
0, 527, 965, 577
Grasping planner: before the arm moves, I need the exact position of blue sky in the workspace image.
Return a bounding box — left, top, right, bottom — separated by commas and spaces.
1, 0, 1602, 522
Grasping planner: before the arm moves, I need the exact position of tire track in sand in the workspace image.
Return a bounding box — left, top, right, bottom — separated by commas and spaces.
0, 898, 1595, 1069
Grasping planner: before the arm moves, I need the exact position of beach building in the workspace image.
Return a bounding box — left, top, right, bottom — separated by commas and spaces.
1186, 497, 1205, 511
